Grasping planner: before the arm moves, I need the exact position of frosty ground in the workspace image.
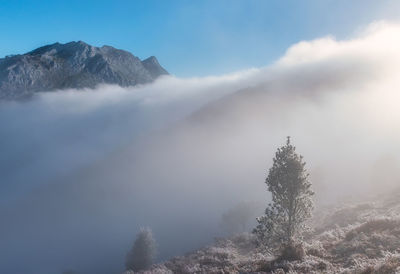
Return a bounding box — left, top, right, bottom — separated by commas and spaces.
125, 188, 400, 273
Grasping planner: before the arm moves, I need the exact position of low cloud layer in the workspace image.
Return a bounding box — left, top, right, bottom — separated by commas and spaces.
1, 21, 400, 274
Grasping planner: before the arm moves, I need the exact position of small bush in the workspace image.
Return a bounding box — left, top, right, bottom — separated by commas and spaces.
361, 256, 400, 274
304, 241, 327, 258
376, 256, 400, 274
361, 265, 374, 274
278, 243, 305, 262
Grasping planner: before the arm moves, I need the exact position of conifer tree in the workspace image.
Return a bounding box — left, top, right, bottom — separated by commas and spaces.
125, 227, 157, 271
254, 137, 314, 246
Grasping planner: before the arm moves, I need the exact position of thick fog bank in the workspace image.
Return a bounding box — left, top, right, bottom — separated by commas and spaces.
1, 21, 400, 274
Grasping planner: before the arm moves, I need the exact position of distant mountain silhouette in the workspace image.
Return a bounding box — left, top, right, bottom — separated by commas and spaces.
0, 41, 168, 100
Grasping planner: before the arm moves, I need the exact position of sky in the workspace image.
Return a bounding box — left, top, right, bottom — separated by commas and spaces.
1, 0, 400, 76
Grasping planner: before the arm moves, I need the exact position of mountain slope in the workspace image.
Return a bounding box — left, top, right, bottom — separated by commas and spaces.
127, 188, 400, 273
0, 41, 168, 100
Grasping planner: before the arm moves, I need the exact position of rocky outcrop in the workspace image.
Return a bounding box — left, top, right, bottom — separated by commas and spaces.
0, 41, 168, 100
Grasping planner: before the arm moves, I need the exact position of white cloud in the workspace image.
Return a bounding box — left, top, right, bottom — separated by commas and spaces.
1, 21, 400, 274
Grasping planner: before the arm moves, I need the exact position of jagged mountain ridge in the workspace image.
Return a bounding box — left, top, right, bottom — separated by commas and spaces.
0, 41, 168, 100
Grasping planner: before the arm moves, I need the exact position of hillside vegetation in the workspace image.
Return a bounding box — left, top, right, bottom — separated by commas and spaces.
126, 188, 400, 273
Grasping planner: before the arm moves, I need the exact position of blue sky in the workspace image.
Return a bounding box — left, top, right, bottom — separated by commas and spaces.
0, 0, 399, 76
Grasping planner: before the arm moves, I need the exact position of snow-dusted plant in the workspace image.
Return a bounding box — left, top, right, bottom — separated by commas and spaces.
254, 137, 314, 247
125, 227, 157, 271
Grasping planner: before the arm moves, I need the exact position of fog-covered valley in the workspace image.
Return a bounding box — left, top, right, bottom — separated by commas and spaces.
1, 22, 400, 274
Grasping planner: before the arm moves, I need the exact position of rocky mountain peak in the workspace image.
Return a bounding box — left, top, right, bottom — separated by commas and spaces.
0, 41, 168, 100
142, 56, 169, 78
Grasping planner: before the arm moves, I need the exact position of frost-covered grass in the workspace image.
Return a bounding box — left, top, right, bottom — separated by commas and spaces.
125, 189, 400, 273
